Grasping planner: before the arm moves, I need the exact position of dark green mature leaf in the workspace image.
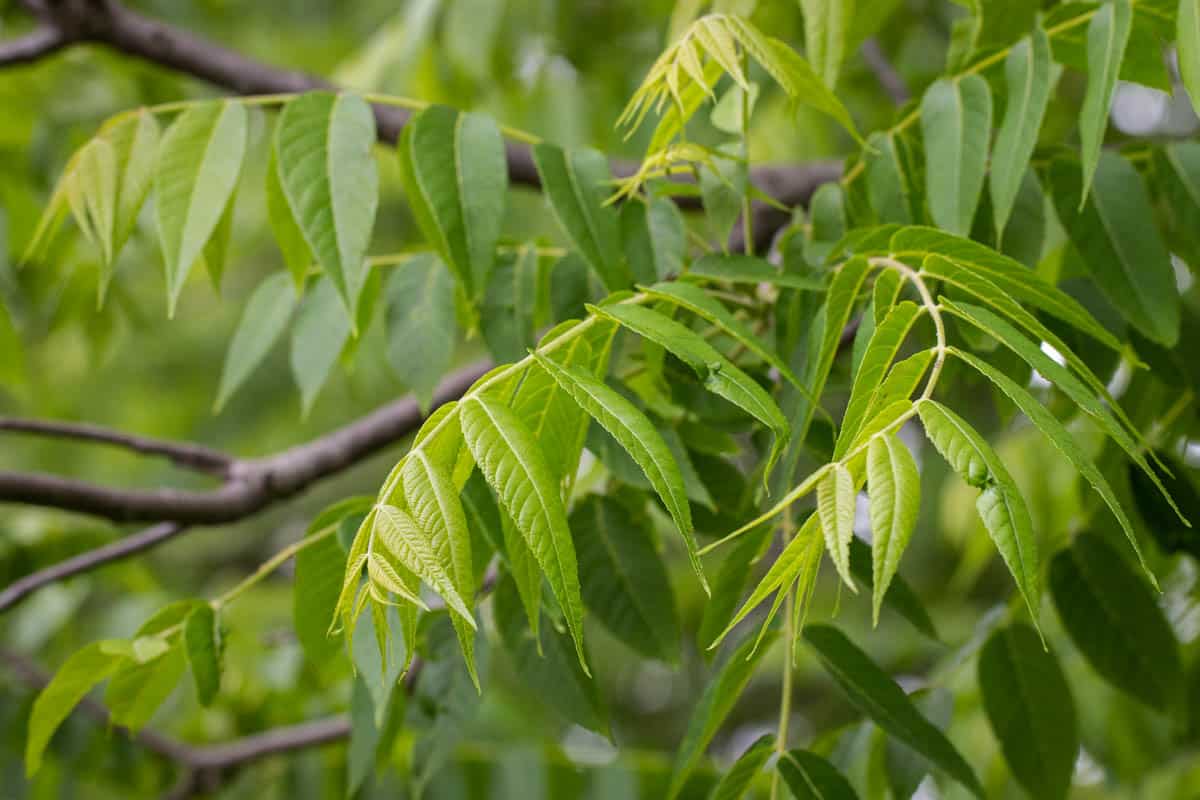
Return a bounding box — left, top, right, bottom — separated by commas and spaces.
698, 523, 773, 652
155, 100, 247, 315
777, 749, 860, 799
978, 623, 1077, 800
919, 75, 992, 236
290, 276, 350, 415
1181, 0, 1200, 108
667, 629, 779, 799
351, 603, 409, 727
804, 625, 983, 797
916, 399, 1040, 622
460, 393, 588, 671
570, 495, 681, 663
848, 539, 938, 640
494, 575, 608, 734
481, 245, 539, 362
1050, 533, 1182, 711
990, 27, 1052, 238
687, 253, 827, 290
295, 500, 370, 665
1079, 0, 1132, 204
709, 734, 774, 800
532, 352, 701, 586
386, 254, 456, 412
533, 143, 627, 290
1128, 453, 1200, 559
865, 131, 917, 225
26, 641, 130, 775
276, 91, 378, 317
622, 197, 685, 282
396, 105, 505, 302
184, 604, 221, 706
1049, 154, 1179, 346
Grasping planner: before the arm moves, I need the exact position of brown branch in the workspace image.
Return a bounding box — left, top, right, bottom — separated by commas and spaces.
860, 37, 910, 105
0, 25, 67, 65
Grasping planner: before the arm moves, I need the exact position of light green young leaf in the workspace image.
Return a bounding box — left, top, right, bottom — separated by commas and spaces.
290, 276, 351, 415
532, 351, 702, 587
25, 641, 130, 775
571, 495, 682, 663
184, 604, 221, 706
978, 623, 1077, 800
265, 146, 313, 290
836, 300, 922, 456
533, 144, 627, 290
804, 624, 984, 797
155, 100, 247, 316
105, 639, 186, 731
67, 138, 116, 268
1050, 533, 1182, 711
385, 254, 456, 412
459, 393, 588, 671
372, 504, 476, 625
800, 0, 854, 88
276, 91, 378, 317
818, 463, 857, 590
1079, 0, 1132, 205
916, 399, 1040, 620
397, 105, 506, 301
777, 749, 860, 799
686, 253, 828, 289
215, 272, 297, 411
950, 346, 1154, 585
592, 302, 789, 480
101, 110, 160, 272
867, 435, 920, 627
1048, 154, 1180, 346
990, 27, 1052, 238
1181, 0, 1200, 110
667, 628, 780, 799
920, 75, 992, 236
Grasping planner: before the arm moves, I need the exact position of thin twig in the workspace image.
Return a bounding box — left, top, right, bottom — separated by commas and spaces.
0, 25, 66, 66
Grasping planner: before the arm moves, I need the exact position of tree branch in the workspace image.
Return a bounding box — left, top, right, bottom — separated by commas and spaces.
0, 25, 67, 66
860, 37, 910, 105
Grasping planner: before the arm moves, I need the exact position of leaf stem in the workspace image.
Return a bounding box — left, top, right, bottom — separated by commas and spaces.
870, 256, 946, 400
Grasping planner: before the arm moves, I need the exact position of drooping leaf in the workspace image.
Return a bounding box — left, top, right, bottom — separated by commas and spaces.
818, 463, 857, 590
800, 0, 853, 88
481, 244, 539, 362
977, 623, 1077, 800
709, 734, 774, 800
459, 393, 587, 671
866, 435, 920, 627
1050, 533, 1182, 711
570, 495, 681, 663
1078, 0, 1132, 204
667, 629, 779, 799
155, 100, 247, 315
214, 272, 297, 411
622, 197, 685, 282
385, 254, 457, 412
105, 603, 193, 731
276, 91, 378, 316
95, 110, 160, 278
916, 399, 1040, 620
372, 504, 476, 625
803, 624, 983, 797
777, 749, 860, 799
865, 131, 917, 225
533, 143, 627, 290
847, 538, 938, 640
698, 523, 773, 652
266, 146, 313, 290
295, 499, 369, 665
290, 276, 351, 415
919, 75, 992, 236
990, 27, 1052, 238
183, 604, 221, 706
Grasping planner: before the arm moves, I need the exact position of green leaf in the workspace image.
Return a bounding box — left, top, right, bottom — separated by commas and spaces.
459, 393, 588, 671
709, 734, 774, 800
265, 146, 313, 290
493, 575, 608, 734
385, 254, 456, 412
397, 105, 506, 301
667, 628, 779, 799
865, 131, 917, 225
215, 272, 297, 411
866, 435, 920, 627
916, 399, 1040, 620
593, 302, 789, 481
200, 190, 235, 291
351, 602, 410, 726
622, 197, 685, 282
25, 641, 130, 775
1048, 154, 1180, 346
777, 750, 860, 799
990, 27, 1052, 238
800, 0, 853, 88
1180, 0, 1200, 110
919, 75, 992, 236
848, 538, 938, 640
481, 244, 539, 362
184, 604, 221, 706
950, 346, 1154, 585
155, 100, 247, 316
836, 300, 922, 456
531, 353, 701, 586
803, 624, 983, 797
290, 276, 351, 415
978, 623, 1077, 800
570, 495, 681, 663
276, 91, 378, 317
106, 642, 186, 731
698, 523, 773, 651
372, 504, 476, 624
295, 501, 368, 665
818, 463, 857, 590
1050, 533, 1182, 711
1079, 0, 1132, 204
686, 253, 827, 290
99, 110, 160, 273
533, 143, 627, 290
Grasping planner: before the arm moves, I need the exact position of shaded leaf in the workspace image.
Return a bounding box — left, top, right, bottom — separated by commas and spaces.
215, 272, 297, 410
920, 75, 992, 236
